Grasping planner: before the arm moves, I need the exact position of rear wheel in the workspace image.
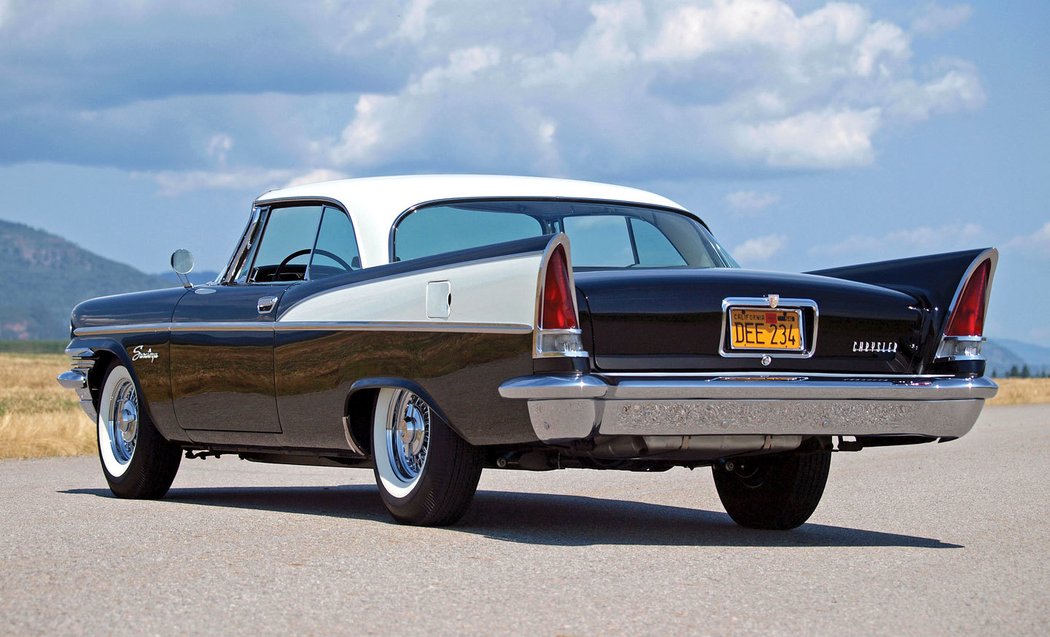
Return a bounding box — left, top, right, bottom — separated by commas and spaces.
97, 362, 182, 499
371, 387, 483, 526
713, 446, 831, 530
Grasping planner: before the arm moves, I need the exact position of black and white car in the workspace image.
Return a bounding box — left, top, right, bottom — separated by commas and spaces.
58, 175, 998, 528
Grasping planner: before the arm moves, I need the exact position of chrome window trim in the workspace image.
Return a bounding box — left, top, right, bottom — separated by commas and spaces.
220, 207, 262, 285
718, 297, 819, 359
232, 199, 360, 286
387, 196, 716, 265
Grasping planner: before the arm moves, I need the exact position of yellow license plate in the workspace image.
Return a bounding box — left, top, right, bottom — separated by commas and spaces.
729, 308, 804, 351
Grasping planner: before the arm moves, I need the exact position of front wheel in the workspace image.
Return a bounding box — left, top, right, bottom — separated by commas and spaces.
97, 362, 182, 499
371, 387, 483, 526
712, 446, 831, 530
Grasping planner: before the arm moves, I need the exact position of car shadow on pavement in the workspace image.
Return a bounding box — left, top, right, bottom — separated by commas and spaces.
62, 485, 961, 549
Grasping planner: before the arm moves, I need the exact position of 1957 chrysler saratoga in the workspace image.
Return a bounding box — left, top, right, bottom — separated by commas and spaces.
57, 175, 997, 529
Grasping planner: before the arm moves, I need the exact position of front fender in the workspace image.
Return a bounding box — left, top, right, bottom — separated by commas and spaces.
64, 334, 187, 444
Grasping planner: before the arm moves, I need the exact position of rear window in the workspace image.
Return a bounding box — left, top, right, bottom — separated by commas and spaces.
394, 205, 542, 262
392, 199, 737, 269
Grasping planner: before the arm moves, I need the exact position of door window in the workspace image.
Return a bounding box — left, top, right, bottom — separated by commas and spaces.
308, 207, 361, 279
248, 205, 323, 283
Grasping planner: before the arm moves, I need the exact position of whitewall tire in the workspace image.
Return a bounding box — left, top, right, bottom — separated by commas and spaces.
97, 362, 182, 499
371, 387, 483, 526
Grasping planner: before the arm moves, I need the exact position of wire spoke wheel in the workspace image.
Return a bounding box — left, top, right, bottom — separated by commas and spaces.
371, 387, 483, 526
96, 362, 181, 498
107, 379, 139, 465
385, 390, 431, 485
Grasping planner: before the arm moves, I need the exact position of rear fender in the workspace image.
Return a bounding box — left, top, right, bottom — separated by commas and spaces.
276, 235, 570, 447
810, 248, 998, 371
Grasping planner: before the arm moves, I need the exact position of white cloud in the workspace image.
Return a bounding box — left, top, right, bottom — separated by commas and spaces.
283, 169, 349, 188
809, 222, 986, 260
136, 167, 298, 197
733, 234, 787, 265
0, 1, 988, 179
317, 0, 982, 177
732, 108, 881, 168
1006, 221, 1050, 259
206, 133, 233, 165
394, 0, 435, 42
726, 190, 779, 213
912, 3, 973, 36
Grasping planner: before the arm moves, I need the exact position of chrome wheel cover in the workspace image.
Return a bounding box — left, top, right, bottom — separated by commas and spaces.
107, 378, 139, 465
385, 390, 431, 484
98, 366, 140, 478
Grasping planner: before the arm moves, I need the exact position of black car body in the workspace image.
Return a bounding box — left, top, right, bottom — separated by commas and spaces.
58, 175, 998, 528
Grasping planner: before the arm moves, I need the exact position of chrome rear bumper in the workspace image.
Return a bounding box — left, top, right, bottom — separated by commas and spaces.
498, 374, 997, 443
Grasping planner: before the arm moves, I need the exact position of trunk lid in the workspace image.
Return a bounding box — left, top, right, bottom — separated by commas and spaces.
575, 268, 925, 374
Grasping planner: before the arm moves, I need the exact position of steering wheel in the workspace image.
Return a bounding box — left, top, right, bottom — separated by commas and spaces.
272, 248, 354, 279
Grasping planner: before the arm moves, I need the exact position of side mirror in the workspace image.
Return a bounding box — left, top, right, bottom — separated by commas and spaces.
170, 249, 195, 288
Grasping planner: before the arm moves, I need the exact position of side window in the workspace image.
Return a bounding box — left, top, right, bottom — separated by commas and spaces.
562, 216, 634, 267
631, 218, 687, 266
308, 207, 361, 279
563, 215, 688, 268
248, 205, 323, 283
394, 205, 543, 261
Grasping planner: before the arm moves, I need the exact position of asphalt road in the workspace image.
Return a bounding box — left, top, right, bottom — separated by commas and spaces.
1, 405, 1048, 636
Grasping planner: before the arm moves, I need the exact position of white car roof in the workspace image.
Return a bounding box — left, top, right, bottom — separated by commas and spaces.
254, 174, 687, 268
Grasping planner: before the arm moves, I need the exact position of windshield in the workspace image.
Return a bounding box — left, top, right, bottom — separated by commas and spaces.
393, 200, 738, 269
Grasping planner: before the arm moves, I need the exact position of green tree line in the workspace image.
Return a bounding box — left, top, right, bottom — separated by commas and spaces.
991, 365, 1049, 378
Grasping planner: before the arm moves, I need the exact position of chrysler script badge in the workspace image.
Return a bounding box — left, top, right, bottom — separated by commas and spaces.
766, 294, 779, 308
132, 345, 159, 362
852, 341, 898, 354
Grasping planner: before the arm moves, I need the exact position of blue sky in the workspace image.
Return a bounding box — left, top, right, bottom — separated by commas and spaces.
0, 0, 1046, 341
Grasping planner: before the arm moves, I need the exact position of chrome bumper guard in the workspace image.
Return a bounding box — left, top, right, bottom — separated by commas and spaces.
56, 347, 98, 422
498, 374, 998, 443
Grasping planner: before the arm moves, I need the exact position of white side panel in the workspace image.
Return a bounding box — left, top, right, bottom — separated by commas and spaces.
278, 253, 544, 327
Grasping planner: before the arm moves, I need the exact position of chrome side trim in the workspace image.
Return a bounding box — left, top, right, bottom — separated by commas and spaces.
600, 371, 954, 379
718, 297, 819, 359
73, 323, 173, 336
274, 321, 533, 335
74, 320, 533, 337
499, 374, 608, 400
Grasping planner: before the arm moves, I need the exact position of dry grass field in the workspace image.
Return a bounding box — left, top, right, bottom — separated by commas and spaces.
0, 351, 1047, 460
0, 353, 94, 459
987, 377, 1050, 406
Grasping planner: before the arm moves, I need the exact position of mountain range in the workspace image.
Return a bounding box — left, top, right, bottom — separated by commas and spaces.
0, 218, 1047, 374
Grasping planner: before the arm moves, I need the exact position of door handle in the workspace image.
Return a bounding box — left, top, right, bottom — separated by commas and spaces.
257, 296, 278, 314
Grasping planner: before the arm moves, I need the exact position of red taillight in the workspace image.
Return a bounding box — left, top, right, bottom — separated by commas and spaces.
945, 260, 990, 337
540, 245, 578, 330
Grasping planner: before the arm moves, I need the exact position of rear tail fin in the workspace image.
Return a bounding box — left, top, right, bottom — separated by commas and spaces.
811, 248, 998, 373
